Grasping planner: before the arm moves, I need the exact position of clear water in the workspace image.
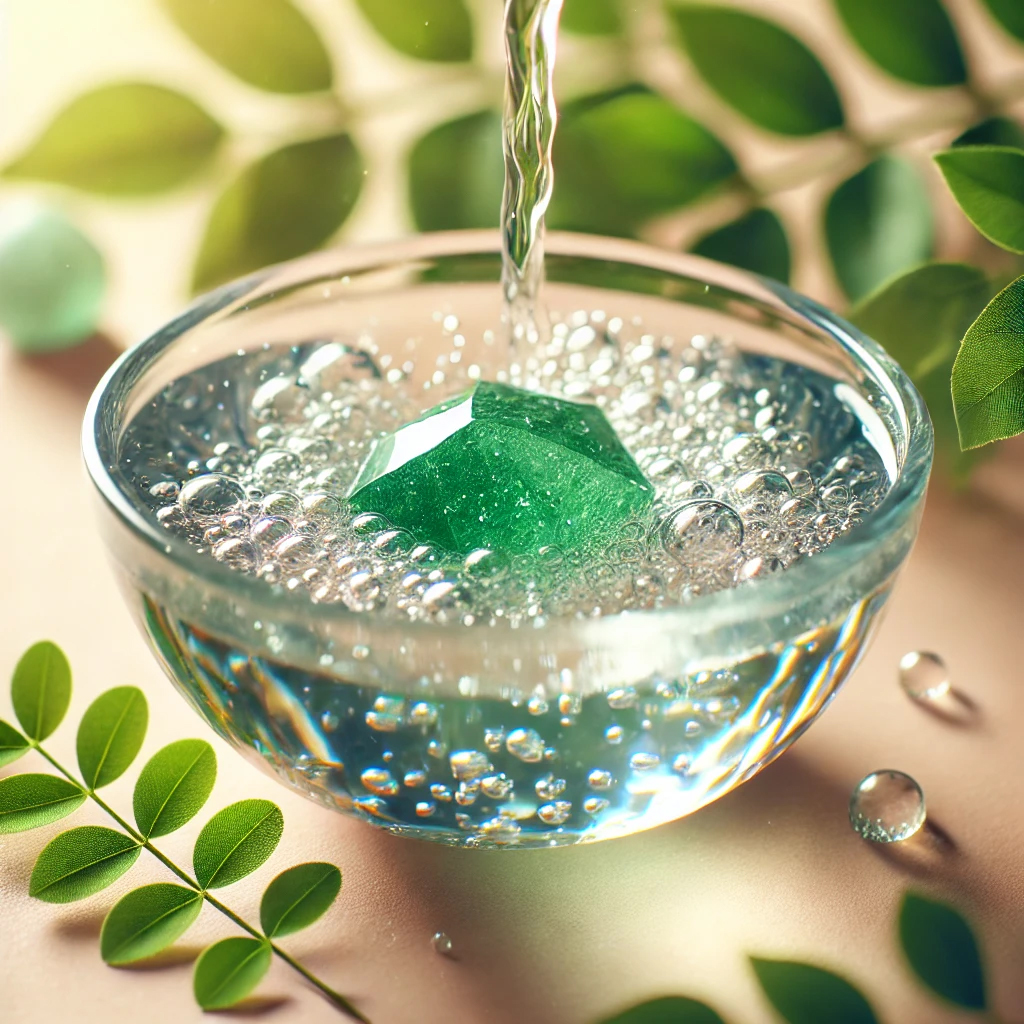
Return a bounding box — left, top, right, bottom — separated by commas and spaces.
120, 314, 894, 846
501, 0, 563, 353
849, 770, 926, 843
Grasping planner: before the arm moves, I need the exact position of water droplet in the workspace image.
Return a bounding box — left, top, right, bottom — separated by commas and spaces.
506, 727, 544, 763
587, 769, 614, 790
360, 767, 398, 797
450, 750, 491, 781
538, 800, 572, 825
899, 651, 951, 702
431, 931, 454, 957
849, 770, 925, 843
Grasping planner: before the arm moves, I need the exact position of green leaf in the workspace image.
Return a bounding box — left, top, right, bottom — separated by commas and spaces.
76, 686, 148, 790
30, 826, 141, 903
192, 133, 363, 293
953, 117, 1024, 150
4, 83, 223, 196
899, 891, 986, 1008
0, 719, 29, 768
832, 0, 965, 86
193, 799, 283, 890
0, 774, 85, 833
934, 146, 1024, 254
598, 996, 727, 1023
353, 0, 472, 62
409, 110, 503, 231
951, 273, 1024, 449
850, 263, 991, 477
134, 738, 216, 839
260, 862, 341, 938
825, 155, 934, 300
162, 0, 332, 93
101, 883, 204, 965
11, 640, 72, 742
691, 208, 791, 283
981, 0, 1024, 42
668, 4, 843, 136
550, 86, 737, 236
751, 958, 878, 1024
562, 0, 622, 35
193, 936, 272, 1010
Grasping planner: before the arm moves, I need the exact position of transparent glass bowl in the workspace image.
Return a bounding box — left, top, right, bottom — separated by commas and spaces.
84, 232, 932, 849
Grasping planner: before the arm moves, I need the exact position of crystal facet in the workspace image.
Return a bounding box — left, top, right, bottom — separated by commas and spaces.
348, 382, 653, 556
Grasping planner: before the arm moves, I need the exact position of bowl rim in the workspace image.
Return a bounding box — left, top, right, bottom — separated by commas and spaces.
82, 229, 933, 642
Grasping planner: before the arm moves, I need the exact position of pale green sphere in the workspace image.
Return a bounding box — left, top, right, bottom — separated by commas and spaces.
0, 202, 106, 352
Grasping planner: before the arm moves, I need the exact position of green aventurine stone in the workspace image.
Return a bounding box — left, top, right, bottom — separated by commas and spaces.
348, 382, 653, 557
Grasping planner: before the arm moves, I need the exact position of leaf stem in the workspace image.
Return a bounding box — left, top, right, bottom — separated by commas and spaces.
30, 742, 368, 1023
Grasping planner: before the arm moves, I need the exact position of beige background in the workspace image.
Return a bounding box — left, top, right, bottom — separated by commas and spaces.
4, 2, 1024, 1023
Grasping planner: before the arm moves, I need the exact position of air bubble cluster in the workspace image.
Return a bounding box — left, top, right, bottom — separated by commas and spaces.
120, 314, 890, 625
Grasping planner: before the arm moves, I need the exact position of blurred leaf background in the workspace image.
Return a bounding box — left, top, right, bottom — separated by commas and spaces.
2, 0, 1024, 469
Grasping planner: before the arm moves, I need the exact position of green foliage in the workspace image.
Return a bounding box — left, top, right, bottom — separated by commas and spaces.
598, 996, 727, 1023
899, 891, 986, 1008
353, 0, 472, 62
76, 687, 148, 790
162, 0, 333, 93
934, 146, 1024, 253
832, 0, 965, 86
194, 936, 273, 1010
409, 110, 504, 231
133, 738, 216, 839
0, 719, 29, 767
825, 155, 933, 300
562, 0, 621, 36
260, 862, 342, 938
0, 774, 85, 833
668, 4, 843, 136
3, 83, 223, 196
850, 263, 991, 477
101, 883, 204, 965
192, 133, 363, 293
193, 799, 284, 889
691, 208, 791, 283
550, 86, 737, 236
750, 958, 878, 1024
954, 117, 1024, 149
951, 275, 1024, 449
982, 0, 1024, 42
12, 640, 71, 742
30, 826, 141, 903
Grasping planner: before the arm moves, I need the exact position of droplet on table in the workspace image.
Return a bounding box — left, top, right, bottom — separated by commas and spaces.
849, 769, 926, 843
899, 651, 951, 702
431, 931, 454, 957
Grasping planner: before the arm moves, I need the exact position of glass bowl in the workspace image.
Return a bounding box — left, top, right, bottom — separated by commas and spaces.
83, 231, 932, 849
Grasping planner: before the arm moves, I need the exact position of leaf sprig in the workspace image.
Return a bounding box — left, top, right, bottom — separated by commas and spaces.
0, 640, 365, 1020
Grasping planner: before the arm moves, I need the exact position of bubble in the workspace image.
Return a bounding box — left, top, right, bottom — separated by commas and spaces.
587, 769, 613, 790
661, 500, 743, 566
527, 695, 549, 716
481, 773, 513, 799
212, 538, 259, 571
251, 375, 303, 419
506, 728, 545, 763
478, 816, 521, 844
606, 686, 637, 710
403, 770, 428, 788
483, 727, 506, 752
360, 767, 398, 797
431, 931, 455, 957
558, 693, 581, 716
179, 474, 246, 517
409, 701, 439, 726
538, 800, 572, 825
416, 801, 436, 818
604, 725, 624, 745
899, 651, 951, 702
430, 784, 453, 802
849, 770, 926, 843
629, 752, 661, 772
251, 516, 293, 548
534, 775, 566, 800
584, 796, 610, 814
449, 750, 491, 781
320, 710, 339, 732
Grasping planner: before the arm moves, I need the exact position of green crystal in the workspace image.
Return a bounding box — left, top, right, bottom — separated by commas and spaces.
348, 382, 653, 556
